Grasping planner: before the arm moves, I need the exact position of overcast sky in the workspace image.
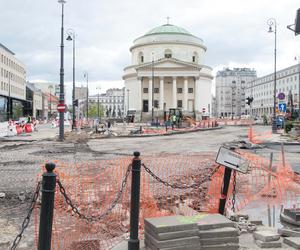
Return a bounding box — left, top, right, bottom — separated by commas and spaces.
1, 0, 299, 103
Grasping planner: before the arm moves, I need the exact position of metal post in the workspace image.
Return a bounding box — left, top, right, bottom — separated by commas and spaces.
84, 72, 89, 119
152, 57, 154, 122
128, 151, 141, 250
231, 86, 235, 120
49, 87, 52, 119
58, 0, 66, 141
7, 72, 11, 120
72, 33, 75, 130
218, 167, 232, 215
127, 89, 129, 116
38, 163, 56, 250
97, 91, 100, 118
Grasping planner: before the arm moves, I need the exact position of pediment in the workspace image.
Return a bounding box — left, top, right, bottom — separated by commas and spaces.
136, 58, 201, 70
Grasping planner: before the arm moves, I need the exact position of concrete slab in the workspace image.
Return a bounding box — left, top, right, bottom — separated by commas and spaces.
195, 213, 235, 230
201, 243, 239, 250
278, 228, 300, 237
144, 216, 198, 234
253, 231, 281, 242
111, 239, 145, 250
145, 232, 200, 249
145, 225, 199, 241
199, 227, 238, 239
283, 237, 300, 249
200, 236, 239, 246
145, 238, 201, 250
255, 239, 282, 248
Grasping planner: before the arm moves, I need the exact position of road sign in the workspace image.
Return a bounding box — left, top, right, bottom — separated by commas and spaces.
215, 146, 249, 173
277, 92, 285, 100
57, 103, 66, 112
278, 103, 286, 112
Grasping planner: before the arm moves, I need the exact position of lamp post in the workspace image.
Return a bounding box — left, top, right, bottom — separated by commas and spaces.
267, 18, 277, 134
66, 29, 76, 130
6, 72, 12, 120
231, 86, 235, 120
84, 72, 89, 119
96, 86, 101, 119
127, 89, 130, 115
48, 85, 53, 119
151, 53, 154, 122
294, 57, 300, 119
58, 0, 66, 141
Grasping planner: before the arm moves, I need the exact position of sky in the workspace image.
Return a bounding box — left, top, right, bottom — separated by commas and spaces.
1, 0, 300, 103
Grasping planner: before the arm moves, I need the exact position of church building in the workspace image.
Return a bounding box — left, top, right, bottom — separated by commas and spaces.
123, 23, 213, 121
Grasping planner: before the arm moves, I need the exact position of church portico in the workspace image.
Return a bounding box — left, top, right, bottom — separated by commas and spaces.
123, 23, 213, 121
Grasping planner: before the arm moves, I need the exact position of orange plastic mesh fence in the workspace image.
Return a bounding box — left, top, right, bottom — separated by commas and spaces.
248, 125, 272, 144
205, 150, 300, 214
35, 153, 216, 249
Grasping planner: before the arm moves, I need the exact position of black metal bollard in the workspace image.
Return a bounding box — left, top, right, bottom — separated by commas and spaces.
128, 152, 141, 250
38, 163, 57, 250
218, 167, 232, 215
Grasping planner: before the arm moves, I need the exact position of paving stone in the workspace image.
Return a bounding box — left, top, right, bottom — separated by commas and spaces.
144, 216, 198, 234
278, 228, 300, 237
255, 239, 282, 248
199, 227, 238, 239
0, 239, 10, 250
201, 243, 239, 250
195, 213, 234, 230
145, 232, 200, 249
253, 230, 281, 242
200, 236, 239, 246
145, 224, 199, 241
283, 237, 300, 249
145, 238, 201, 250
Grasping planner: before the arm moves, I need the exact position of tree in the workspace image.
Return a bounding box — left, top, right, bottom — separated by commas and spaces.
88, 103, 104, 118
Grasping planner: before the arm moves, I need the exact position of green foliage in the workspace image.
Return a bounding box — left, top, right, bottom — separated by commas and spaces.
88, 103, 104, 118
285, 121, 294, 133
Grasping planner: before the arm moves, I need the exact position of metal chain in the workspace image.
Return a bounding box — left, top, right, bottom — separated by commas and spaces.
10, 181, 41, 250
142, 163, 220, 189
57, 164, 132, 222
232, 170, 237, 212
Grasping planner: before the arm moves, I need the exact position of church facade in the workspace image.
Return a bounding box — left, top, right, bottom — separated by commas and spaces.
123, 23, 213, 121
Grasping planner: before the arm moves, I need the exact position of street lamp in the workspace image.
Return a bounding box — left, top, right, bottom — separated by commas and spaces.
6, 72, 12, 120
231, 86, 235, 120
267, 18, 277, 134
151, 53, 154, 122
127, 89, 130, 115
294, 57, 300, 119
96, 86, 101, 119
66, 28, 76, 130
84, 72, 89, 119
48, 85, 53, 119
58, 0, 66, 141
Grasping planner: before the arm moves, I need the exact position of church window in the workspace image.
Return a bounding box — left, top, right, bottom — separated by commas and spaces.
138, 52, 144, 64
177, 100, 182, 108
143, 88, 148, 93
188, 88, 193, 93
192, 52, 198, 63
164, 49, 172, 58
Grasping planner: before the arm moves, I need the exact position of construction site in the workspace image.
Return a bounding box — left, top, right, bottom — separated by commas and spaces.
0, 121, 300, 249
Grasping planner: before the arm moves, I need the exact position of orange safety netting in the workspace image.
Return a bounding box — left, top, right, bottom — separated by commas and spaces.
248, 125, 272, 144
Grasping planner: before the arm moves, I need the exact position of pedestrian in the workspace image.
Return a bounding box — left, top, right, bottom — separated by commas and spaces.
172, 114, 176, 130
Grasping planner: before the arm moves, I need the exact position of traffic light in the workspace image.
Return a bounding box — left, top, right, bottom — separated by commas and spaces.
73, 99, 79, 107
246, 97, 253, 105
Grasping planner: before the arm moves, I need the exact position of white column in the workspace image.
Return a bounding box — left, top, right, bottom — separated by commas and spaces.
148, 78, 152, 113
194, 78, 201, 112
172, 77, 177, 108
183, 77, 188, 111
159, 77, 164, 110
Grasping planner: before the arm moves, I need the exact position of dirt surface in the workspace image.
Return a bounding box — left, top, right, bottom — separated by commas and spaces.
1, 124, 299, 249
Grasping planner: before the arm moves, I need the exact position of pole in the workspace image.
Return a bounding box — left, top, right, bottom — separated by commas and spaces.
218, 167, 232, 215
58, 0, 65, 141
128, 151, 141, 250
231, 86, 234, 120
97, 90, 100, 118
72, 33, 76, 131
85, 73, 89, 119
49, 88, 52, 119
38, 163, 56, 250
127, 89, 129, 115
152, 57, 154, 122
298, 60, 300, 119
8, 72, 11, 120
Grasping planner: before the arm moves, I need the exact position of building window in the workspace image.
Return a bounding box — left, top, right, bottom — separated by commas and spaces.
164, 49, 172, 58
177, 88, 183, 93
154, 88, 159, 93
188, 88, 193, 93
192, 52, 198, 63
143, 88, 148, 93
154, 100, 159, 108
177, 100, 182, 108
138, 52, 144, 64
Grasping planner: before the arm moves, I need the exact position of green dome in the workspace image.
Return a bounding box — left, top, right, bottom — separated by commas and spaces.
144, 24, 193, 36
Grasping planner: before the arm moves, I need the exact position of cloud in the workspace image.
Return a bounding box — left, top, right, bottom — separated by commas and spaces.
1, 0, 299, 103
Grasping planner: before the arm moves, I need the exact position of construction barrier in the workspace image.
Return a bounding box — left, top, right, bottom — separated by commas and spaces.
32, 149, 300, 249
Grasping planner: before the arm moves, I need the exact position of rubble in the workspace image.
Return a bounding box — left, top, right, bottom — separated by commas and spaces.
0, 192, 5, 199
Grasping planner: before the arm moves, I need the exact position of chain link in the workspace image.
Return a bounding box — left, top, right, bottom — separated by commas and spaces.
10, 181, 41, 250
142, 164, 220, 189
57, 164, 132, 222
232, 170, 237, 212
